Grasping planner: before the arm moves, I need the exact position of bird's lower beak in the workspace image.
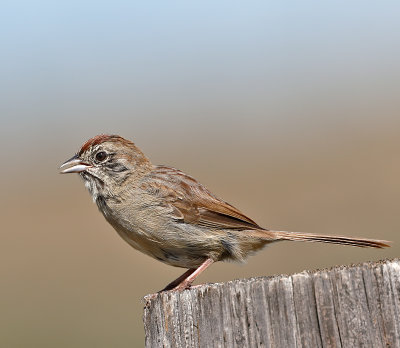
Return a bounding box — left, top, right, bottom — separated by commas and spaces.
59, 155, 92, 174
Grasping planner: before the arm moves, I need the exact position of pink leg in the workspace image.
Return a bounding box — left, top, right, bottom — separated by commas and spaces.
161, 268, 197, 292
170, 258, 214, 291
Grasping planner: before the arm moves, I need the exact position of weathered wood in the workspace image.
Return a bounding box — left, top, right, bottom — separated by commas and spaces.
143, 259, 400, 347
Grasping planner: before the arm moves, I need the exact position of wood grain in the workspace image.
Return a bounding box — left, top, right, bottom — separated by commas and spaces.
143, 259, 400, 347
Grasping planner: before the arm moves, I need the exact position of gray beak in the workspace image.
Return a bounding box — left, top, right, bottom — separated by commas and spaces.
59, 155, 92, 174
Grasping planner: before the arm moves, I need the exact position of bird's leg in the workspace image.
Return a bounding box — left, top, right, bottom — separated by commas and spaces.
173, 258, 214, 290
165, 258, 214, 291
161, 268, 197, 292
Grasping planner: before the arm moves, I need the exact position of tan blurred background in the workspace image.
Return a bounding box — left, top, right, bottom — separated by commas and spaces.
1, 2, 400, 347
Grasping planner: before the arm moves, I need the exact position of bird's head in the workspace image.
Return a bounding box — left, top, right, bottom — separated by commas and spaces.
60, 134, 151, 200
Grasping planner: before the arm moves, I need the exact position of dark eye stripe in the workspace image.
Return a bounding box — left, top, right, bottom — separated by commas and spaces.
106, 162, 128, 172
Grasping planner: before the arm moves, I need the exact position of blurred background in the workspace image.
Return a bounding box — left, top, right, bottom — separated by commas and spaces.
1, 1, 399, 347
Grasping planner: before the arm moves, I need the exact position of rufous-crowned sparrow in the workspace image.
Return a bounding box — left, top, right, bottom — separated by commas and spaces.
60, 135, 389, 291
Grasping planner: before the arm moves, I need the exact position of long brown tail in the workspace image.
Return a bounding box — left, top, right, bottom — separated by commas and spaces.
252, 230, 390, 248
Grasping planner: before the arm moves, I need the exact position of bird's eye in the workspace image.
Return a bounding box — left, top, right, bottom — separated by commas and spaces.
95, 151, 107, 162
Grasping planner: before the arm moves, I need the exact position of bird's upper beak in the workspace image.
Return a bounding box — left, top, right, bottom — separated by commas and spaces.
59, 155, 92, 174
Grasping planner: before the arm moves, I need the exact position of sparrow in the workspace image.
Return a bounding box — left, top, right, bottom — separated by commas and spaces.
60, 134, 389, 291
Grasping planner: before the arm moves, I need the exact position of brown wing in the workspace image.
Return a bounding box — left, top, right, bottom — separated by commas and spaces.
141, 165, 262, 230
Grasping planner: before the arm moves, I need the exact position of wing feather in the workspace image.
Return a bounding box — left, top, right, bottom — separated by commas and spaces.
141, 166, 261, 230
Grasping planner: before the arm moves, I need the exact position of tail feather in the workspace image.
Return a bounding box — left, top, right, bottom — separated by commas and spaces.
254, 230, 390, 249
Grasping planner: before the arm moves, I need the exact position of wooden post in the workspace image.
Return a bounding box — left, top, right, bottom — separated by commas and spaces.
143, 259, 400, 347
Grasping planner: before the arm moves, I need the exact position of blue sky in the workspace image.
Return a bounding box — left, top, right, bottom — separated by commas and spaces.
1, 1, 399, 148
